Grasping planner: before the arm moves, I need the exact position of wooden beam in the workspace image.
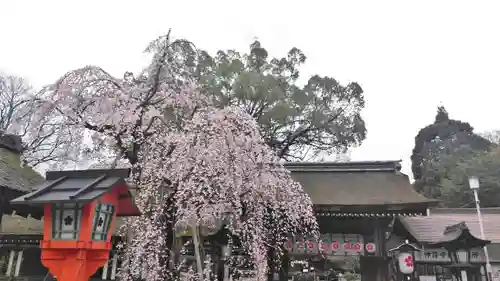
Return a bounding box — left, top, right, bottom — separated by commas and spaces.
102, 258, 109, 280
6, 250, 15, 276
14, 250, 23, 276
110, 254, 118, 280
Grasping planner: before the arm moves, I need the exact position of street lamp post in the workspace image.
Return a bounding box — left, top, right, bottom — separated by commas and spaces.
468, 176, 492, 281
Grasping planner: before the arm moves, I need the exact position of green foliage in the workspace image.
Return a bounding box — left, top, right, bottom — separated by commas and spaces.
166, 40, 367, 160
343, 272, 361, 281
345, 256, 360, 273
448, 146, 500, 207
411, 106, 494, 206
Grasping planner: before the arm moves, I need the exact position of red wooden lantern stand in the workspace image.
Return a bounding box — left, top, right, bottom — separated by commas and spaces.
11, 169, 140, 281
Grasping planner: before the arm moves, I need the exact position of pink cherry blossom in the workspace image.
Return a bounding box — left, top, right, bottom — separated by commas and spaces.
20, 34, 319, 281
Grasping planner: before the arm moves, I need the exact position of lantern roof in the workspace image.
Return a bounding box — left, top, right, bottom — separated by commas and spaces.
429, 221, 491, 250
389, 239, 422, 253
10, 168, 140, 216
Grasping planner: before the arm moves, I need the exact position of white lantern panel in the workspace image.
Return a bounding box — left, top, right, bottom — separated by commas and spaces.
92, 212, 107, 239
92, 203, 115, 241
52, 203, 82, 240
397, 252, 414, 274
61, 209, 77, 239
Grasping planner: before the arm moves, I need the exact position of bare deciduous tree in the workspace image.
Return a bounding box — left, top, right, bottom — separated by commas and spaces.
0, 75, 74, 167
0, 75, 32, 133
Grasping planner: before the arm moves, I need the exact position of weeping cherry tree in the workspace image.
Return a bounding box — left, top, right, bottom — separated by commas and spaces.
20, 33, 318, 281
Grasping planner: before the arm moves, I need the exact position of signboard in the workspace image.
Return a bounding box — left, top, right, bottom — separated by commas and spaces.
414, 248, 485, 263
284, 234, 375, 256
419, 276, 437, 281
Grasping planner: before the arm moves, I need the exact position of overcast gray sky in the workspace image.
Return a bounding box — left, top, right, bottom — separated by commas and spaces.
1, 0, 499, 176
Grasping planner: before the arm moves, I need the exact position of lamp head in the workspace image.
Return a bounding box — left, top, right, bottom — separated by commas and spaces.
469, 176, 480, 190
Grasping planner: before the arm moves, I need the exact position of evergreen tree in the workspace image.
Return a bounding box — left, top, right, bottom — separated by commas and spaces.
411, 106, 491, 204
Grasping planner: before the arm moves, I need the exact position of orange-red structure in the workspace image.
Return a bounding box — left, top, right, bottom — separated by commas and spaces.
10, 168, 140, 281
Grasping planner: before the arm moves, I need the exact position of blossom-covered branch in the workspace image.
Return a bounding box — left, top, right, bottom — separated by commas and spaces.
20, 33, 318, 281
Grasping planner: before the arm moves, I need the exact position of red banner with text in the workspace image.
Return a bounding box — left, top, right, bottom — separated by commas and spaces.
284, 234, 376, 256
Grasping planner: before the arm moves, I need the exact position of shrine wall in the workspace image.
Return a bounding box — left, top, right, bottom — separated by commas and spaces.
486, 244, 500, 281
388, 235, 500, 264
487, 244, 500, 262
386, 232, 490, 264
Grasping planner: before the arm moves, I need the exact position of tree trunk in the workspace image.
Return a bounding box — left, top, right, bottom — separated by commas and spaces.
279, 252, 290, 281
267, 246, 275, 281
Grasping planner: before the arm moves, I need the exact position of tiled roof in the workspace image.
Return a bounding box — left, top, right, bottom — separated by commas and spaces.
0, 134, 46, 220
286, 161, 437, 206
2, 160, 438, 234
0, 147, 44, 192
399, 208, 500, 243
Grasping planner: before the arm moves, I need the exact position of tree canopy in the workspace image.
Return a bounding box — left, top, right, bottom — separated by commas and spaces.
9, 33, 366, 279
0, 74, 70, 166
7, 37, 365, 168
411, 106, 493, 205
438, 144, 500, 207
18, 33, 318, 281
156, 39, 366, 160
0, 75, 31, 133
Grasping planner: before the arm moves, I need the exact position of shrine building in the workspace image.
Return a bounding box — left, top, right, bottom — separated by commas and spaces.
282, 161, 437, 280
392, 208, 500, 281
0, 133, 440, 281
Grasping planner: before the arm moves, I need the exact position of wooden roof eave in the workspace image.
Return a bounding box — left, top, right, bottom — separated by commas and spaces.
394, 216, 423, 245
314, 201, 437, 216
289, 162, 439, 207
428, 222, 491, 249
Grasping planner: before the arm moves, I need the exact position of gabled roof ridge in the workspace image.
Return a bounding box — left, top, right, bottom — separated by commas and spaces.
285, 160, 402, 172
430, 207, 500, 215
398, 214, 500, 243
289, 162, 437, 207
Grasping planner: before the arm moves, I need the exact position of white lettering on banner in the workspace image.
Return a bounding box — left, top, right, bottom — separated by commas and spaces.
414, 248, 485, 263
284, 234, 376, 256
